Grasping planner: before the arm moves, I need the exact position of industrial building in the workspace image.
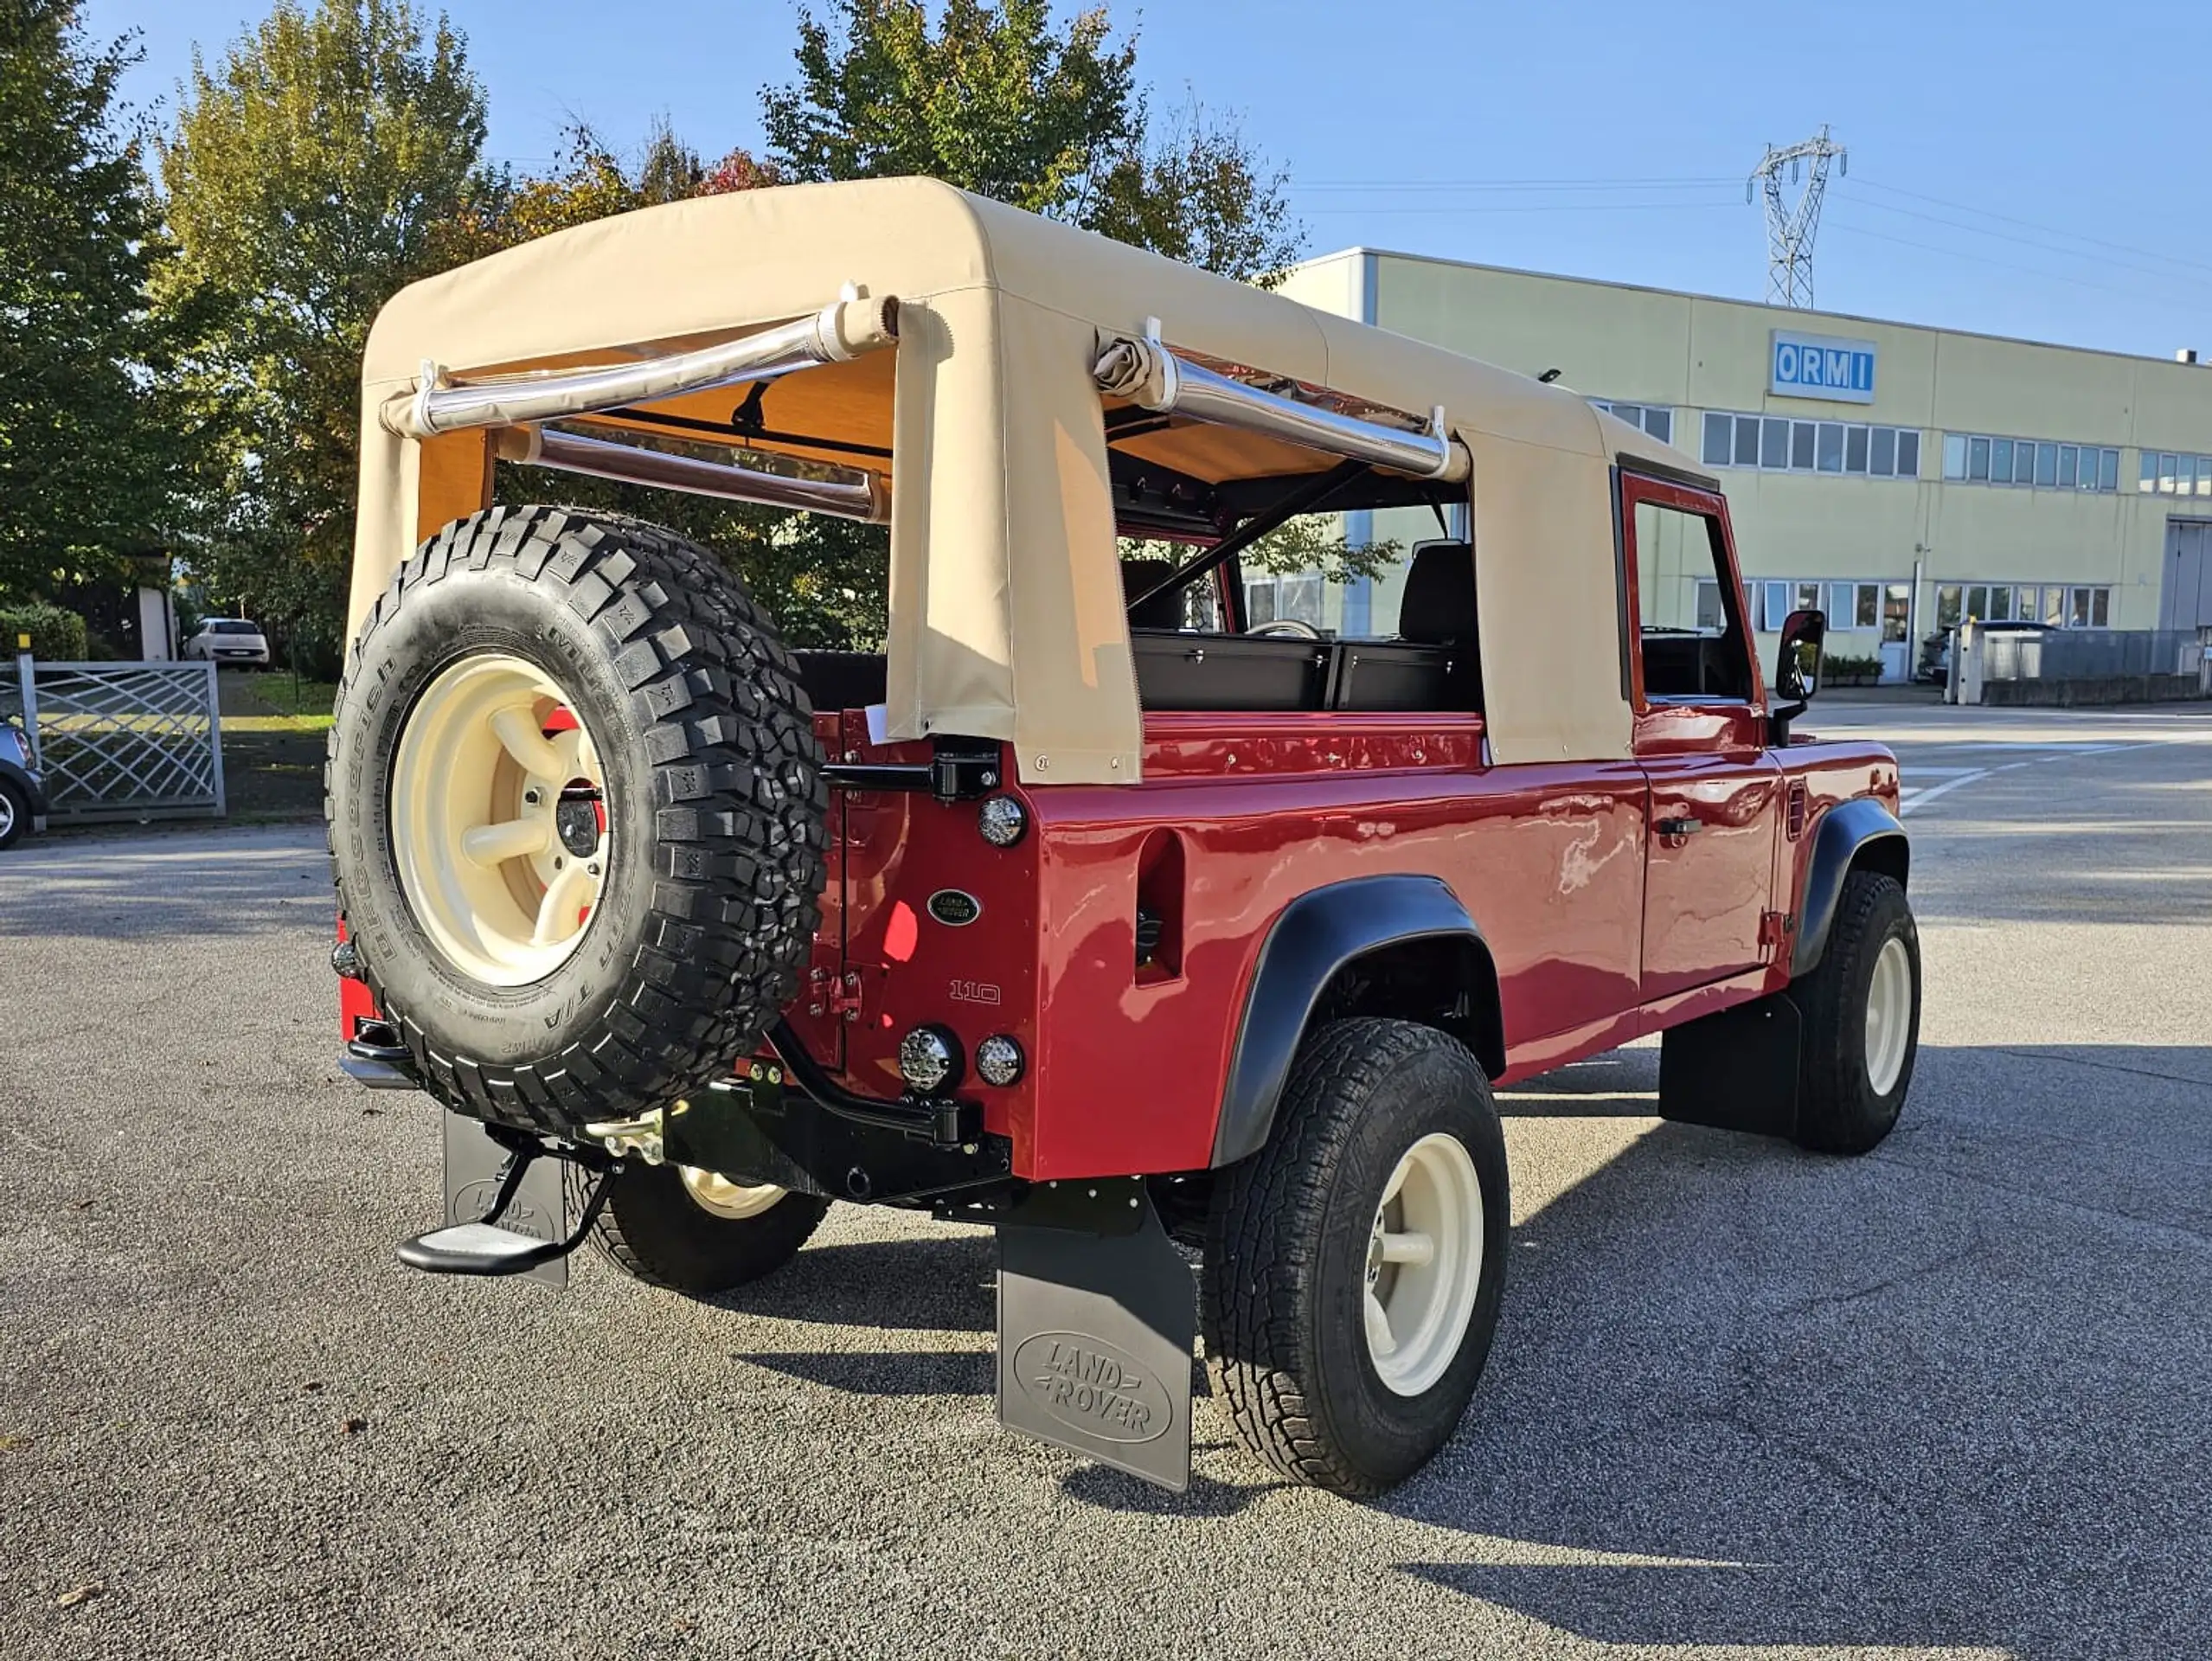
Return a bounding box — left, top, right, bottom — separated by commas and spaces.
1276, 249, 2212, 681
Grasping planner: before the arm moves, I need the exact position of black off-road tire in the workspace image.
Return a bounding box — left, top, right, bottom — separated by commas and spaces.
581, 1164, 830, 1295
1791, 869, 1920, 1155
0, 777, 29, 850
1202, 1018, 1510, 1497
327, 505, 827, 1136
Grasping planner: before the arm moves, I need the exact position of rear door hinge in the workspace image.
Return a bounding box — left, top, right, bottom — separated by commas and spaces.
809, 964, 868, 1023
1759, 909, 1794, 952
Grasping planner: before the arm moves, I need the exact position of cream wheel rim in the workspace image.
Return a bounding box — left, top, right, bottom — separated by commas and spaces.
1363, 1131, 1484, 1397
390, 651, 608, 987
678, 1166, 787, 1221
1864, 933, 1914, 1096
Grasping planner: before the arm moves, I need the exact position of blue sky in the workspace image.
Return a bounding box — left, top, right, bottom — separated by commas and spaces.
90, 0, 2212, 361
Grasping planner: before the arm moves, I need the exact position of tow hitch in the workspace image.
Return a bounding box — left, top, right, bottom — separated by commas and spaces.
395, 1123, 614, 1280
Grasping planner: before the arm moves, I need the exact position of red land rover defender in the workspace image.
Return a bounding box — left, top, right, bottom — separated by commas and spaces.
329, 179, 1917, 1496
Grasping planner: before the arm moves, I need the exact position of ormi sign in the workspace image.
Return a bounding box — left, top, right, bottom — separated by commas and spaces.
1771, 330, 1876, 404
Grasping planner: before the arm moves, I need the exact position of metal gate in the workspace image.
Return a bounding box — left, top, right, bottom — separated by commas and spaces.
10, 656, 226, 824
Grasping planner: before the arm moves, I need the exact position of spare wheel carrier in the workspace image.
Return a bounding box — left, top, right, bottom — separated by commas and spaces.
327, 505, 828, 1136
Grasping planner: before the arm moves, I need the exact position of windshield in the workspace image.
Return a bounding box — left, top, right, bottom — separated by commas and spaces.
210, 620, 260, 635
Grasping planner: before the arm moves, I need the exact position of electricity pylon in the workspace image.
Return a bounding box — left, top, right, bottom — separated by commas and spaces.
1749, 126, 1847, 309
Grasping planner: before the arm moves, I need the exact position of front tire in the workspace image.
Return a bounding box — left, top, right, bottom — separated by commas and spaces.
1202, 1018, 1510, 1497
0, 777, 27, 850
586, 1164, 830, 1295
1792, 869, 1920, 1154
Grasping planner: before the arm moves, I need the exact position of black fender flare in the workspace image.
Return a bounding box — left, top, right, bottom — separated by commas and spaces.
1791, 797, 1909, 979
0, 757, 46, 818
1209, 875, 1500, 1167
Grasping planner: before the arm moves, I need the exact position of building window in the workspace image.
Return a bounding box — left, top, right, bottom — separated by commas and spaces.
1703, 411, 1922, 479
1593, 400, 1674, 444
1244, 574, 1323, 629
1940, 432, 2121, 492
1747, 578, 2113, 634
1949, 581, 2113, 627
2143, 449, 2212, 495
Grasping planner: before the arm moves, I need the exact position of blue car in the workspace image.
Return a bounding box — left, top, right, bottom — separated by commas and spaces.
0, 716, 48, 850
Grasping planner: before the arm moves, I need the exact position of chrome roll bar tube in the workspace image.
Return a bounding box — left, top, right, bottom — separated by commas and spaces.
1093, 324, 1470, 484
384, 294, 900, 440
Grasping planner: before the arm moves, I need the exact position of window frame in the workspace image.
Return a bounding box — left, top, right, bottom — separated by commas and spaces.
1617, 468, 1765, 718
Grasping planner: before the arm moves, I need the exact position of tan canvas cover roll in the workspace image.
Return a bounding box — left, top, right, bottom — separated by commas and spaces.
353, 177, 1709, 779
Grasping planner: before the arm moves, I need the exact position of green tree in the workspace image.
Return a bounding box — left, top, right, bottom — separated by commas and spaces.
763, 0, 1301, 283
156, 0, 488, 667
0, 1, 202, 600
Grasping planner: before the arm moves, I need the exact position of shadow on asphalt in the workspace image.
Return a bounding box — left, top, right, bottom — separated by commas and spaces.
1375, 1042, 2212, 1658
712, 1042, 2211, 1656
709, 1232, 995, 1332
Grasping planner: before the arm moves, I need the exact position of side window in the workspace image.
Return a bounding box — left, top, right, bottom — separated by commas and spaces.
1631, 491, 1754, 702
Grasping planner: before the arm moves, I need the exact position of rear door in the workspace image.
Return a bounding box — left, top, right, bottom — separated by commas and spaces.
1620, 471, 1784, 1003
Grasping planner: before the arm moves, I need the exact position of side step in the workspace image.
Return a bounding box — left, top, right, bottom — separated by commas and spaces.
397, 1126, 612, 1279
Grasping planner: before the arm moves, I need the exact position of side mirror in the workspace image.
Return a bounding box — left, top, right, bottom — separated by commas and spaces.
1774, 607, 1825, 703
1769, 608, 1824, 747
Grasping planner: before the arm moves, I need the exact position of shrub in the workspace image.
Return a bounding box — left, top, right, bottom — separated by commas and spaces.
1824, 651, 1883, 682
0, 602, 89, 662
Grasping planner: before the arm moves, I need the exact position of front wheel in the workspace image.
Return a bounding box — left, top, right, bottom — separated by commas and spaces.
1792, 869, 1920, 1154
1202, 1018, 1510, 1497
585, 1163, 830, 1295
0, 778, 27, 850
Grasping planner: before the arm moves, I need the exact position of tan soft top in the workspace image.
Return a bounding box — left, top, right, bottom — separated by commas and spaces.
355, 176, 1697, 778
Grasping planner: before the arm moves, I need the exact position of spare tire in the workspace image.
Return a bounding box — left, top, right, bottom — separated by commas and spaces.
328, 505, 827, 1135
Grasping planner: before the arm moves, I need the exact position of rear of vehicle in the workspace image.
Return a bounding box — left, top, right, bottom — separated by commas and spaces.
191, 619, 270, 665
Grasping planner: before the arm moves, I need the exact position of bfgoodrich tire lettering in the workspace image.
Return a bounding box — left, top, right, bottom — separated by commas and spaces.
327, 506, 827, 1136
1791, 869, 1920, 1154
1202, 1018, 1510, 1497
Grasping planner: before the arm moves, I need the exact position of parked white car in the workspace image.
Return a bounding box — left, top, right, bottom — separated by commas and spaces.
183, 618, 270, 666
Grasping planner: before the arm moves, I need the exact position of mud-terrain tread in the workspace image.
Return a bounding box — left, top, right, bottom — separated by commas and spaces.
327, 506, 827, 1135
1202, 1018, 1495, 1497
578, 1164, 830, 1294
1791, 869, 1917, 1154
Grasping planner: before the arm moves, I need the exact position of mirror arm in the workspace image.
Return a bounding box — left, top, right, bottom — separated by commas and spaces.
1769, 699, 1806, 747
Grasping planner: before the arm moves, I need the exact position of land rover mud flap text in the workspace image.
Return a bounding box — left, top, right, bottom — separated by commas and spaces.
996, 1183, 1193, 1491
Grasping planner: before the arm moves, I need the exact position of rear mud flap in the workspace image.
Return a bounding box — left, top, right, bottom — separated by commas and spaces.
1658, 991, 1802, 1139
439, 1115, 574, 1287
996, 1183, 1194, 1492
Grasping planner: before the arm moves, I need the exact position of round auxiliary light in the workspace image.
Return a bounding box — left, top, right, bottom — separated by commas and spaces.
898, 1024, 963, 1093
974, 1034, 1026, 1087
977, 793, 1028, 848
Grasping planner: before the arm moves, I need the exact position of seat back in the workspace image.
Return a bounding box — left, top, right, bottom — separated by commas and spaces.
1119, 559, 1186, 631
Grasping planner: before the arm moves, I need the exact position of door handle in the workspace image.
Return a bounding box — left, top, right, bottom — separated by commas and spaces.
1654, 817, 1702, 838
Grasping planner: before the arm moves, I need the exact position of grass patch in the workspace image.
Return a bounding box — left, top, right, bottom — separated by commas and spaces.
225, 712, 334, 735
242, 676, 338, 719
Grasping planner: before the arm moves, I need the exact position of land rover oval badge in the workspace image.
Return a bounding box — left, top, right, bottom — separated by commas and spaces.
927, 888, 982, 927
1010, 1332, 1174, 1446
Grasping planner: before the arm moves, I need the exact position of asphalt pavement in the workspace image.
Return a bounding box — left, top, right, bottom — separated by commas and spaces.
3, 701, 2209, 1660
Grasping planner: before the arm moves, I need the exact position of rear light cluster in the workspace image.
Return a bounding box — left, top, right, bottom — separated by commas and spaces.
898, 1024, 1024, 1092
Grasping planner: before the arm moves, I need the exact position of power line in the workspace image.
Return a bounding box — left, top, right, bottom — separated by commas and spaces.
1292, 174, 1737, 193
1849, 176, 2212, 280
1298, 198, 1742, 216
1824, 215, 2212, 312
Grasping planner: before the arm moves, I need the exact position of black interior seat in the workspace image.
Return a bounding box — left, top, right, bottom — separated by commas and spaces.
1328, 540, 1482, 713
1119, 558, 1186, 631
1398, 542, 1479, 659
